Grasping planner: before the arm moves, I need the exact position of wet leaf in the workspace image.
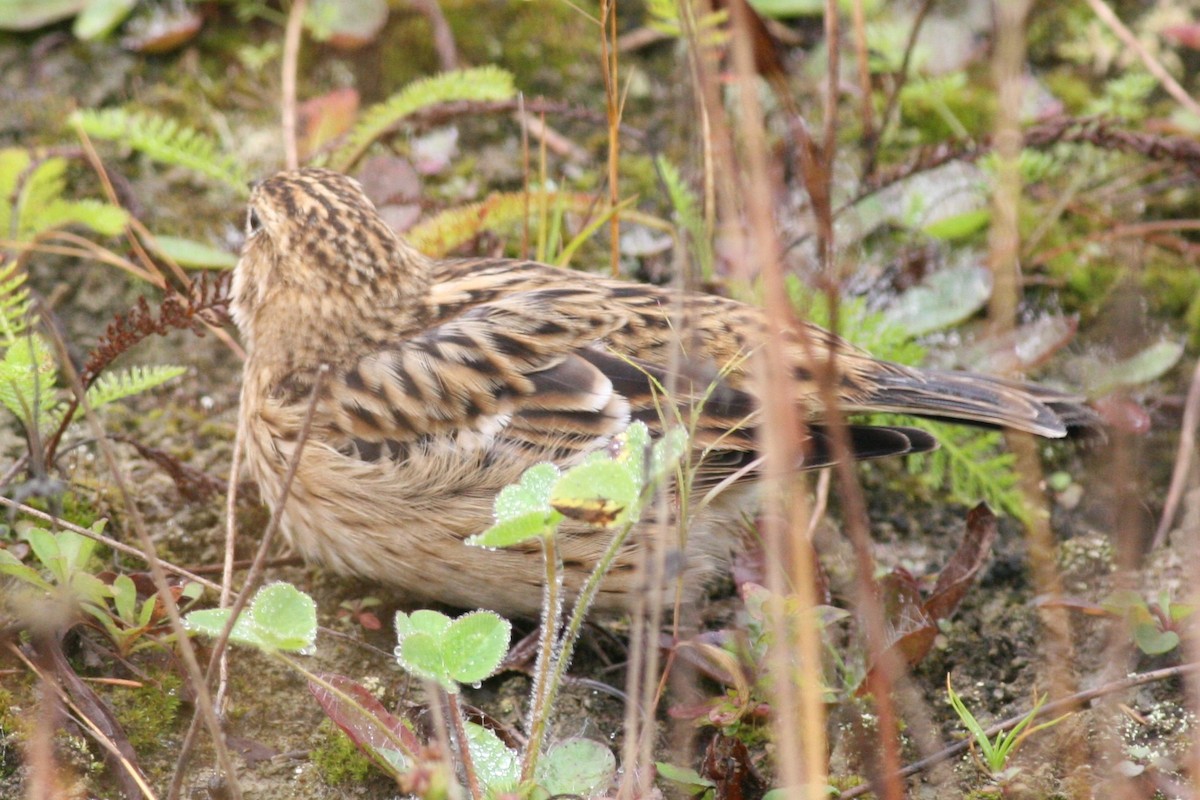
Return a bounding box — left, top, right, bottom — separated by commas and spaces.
883, 262, 992, 337
0, 0, 86, 31
441, 611, 511, 686
922, 207, 991, 241
185, 582, 317, 653
308, 672, 420, 778
537, 738, 616, 797
1077, 340, 1184, 397
551, 460, 637, 527
72, 0, 136, 40
464, 723, 520, 793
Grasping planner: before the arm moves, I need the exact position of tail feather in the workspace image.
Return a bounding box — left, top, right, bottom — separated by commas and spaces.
856, 368, 1096, 438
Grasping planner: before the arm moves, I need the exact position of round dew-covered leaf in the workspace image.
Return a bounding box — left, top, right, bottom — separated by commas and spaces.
396, 630, 448, 687
551, 461, 638, 528
248, 582, 318, 651
468, 510, 561, 549
493, 463, 560, 521
443, 611, 511, 686
537, 738, 616, 797
464, 722, 520, 794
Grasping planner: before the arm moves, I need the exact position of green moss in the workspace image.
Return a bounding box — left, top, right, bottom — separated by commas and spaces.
105, 671, 183, 752
310, 719, 375, 785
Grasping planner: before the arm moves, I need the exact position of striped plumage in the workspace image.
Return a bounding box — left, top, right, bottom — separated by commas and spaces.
232, 168, 1090, 615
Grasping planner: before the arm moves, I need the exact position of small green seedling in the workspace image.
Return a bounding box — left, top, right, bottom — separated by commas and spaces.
467, 421, 684, 784
1102, 589, 1195, 656
185, 581, 317, 653
946, 675, 1069, 778
393, 609, 511, 694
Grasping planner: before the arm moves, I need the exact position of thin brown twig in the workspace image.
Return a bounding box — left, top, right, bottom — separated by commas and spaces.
0, 496, 221, 592
169, 365, 328, 798
282, 0, 307, 170
40, 311, 243, 800
8, 641, 158, 800
864, 0, 935, 177
72, 126, 171, 289
850, 0, 874, 154
409, 0, 459, 70
1083, 0, 1200, 120
1152, 356, 1200, 549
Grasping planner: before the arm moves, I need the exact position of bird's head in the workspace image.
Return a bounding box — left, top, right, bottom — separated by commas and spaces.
232, 168, 431, 356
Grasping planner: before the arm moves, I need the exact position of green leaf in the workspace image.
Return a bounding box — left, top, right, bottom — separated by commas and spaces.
1132, 623, 1179, 656
72, 0, 137, 39
551, 460, 638, 528
0, 550, 52, 591
537, 738, 616, 797
0, 333, 59, 430
883, 262, 992, 337
922, 207, 991, 241
464, 722, 520, 794
394, 609, 510, 690
111, 574, 137, 621
1079, 340, 1184, 396
185, 581, 317, 653
747, 0, 824, 17
655, 762, 716, 790
395, 608, 452, 639
468, 512, 560, 549
469, 462, 562, 547
247, 582, 317, 650
148, 235, 237, 270
15, 156, 128, 239
442, 611, 510, 685
397, 630, 447, 686
0, 260, 34, 344
0, 0, 85, 31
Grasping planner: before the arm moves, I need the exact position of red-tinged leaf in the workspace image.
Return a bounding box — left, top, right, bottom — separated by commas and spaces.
121, 5, 203, 53
880, 566, 925, 621
356, 611, 383, 630
298, 88, 360, 161
701, 733, 767, 800
924, 503, 998, 622
308, 672, 422, 774
1164, 24, 1200, 49
1092, 395, 1152, 435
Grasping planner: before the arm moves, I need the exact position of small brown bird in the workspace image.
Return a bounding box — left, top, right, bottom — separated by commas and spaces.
233, 168, 1090, 615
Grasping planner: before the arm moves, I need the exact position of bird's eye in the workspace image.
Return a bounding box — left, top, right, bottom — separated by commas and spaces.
246, 208, 263, 237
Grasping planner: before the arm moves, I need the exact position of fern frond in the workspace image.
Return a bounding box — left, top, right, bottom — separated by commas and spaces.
31, 198, 128, 238
0, 261, 33, 345
0, 151, 128, 240
903, 420, 1027, 522
71, 108, 247, 192
656, 156, 714, 279
85, 364, 186, 410
329, 66, 516, 172
0, 333, 60, 432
